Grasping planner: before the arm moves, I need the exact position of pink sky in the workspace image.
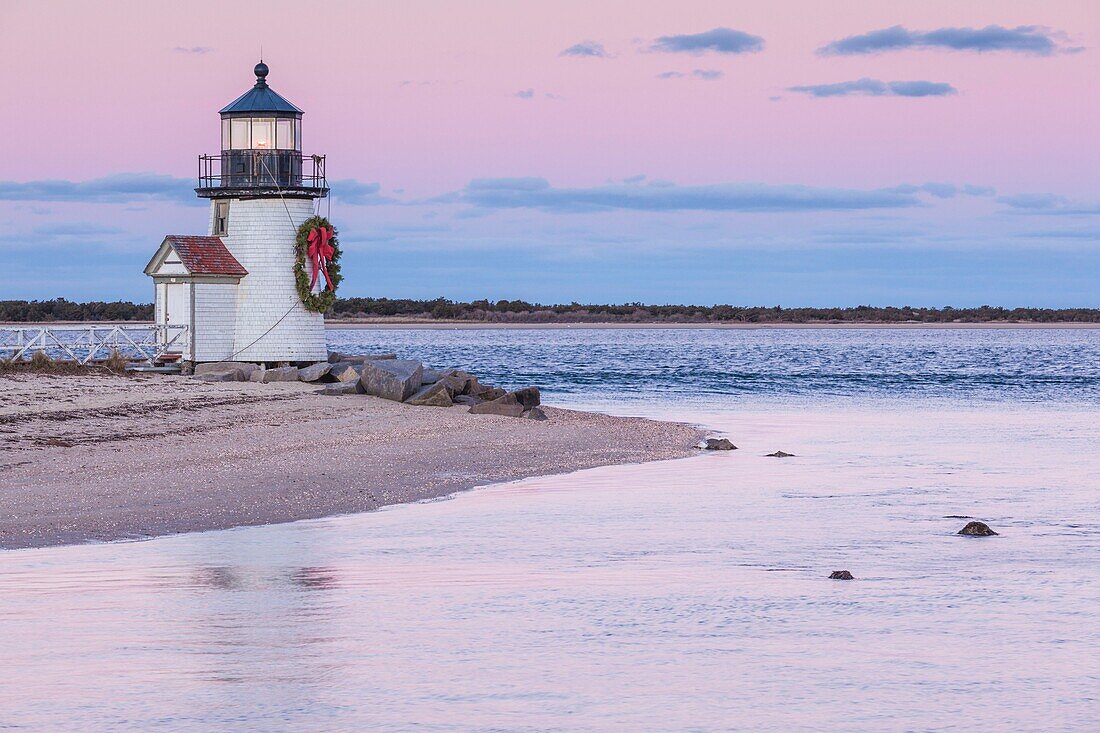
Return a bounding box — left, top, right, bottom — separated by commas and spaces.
4, 0, 1096, 192
1, 0, 1098, 305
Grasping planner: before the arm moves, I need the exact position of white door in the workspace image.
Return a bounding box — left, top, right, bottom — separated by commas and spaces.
164, 283, 190, 354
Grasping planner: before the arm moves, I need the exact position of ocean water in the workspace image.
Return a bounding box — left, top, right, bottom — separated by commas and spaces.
328, 327, 1100, 405
1, 328, 1098, 732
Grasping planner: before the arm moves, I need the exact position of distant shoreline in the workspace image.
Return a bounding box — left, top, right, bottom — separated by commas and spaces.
3, 320, 1100, 330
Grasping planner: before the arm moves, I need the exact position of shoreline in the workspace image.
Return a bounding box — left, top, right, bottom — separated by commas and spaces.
5, 320, 1100, 330
0, 373, 705, 551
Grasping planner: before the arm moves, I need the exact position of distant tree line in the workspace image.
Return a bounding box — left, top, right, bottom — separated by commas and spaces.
4, 298, 1098, 324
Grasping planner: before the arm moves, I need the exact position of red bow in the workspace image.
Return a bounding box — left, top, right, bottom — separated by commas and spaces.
306, 226, 335, 291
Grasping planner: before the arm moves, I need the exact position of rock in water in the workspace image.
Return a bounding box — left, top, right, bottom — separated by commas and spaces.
297, 362, 332, 382
329, 362, 362, 383
319, 381, 363, 396
957, 521, 998, 536
704, 438, 737, 450
405, 381, 454, 407
767, 450, 795, 458
359, 359, 424, 402
469, 393, 525, 417
261, 366, 300, 383
829, 570, 855, 580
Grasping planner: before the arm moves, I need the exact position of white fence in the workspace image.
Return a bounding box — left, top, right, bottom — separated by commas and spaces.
0, 325, 189, 366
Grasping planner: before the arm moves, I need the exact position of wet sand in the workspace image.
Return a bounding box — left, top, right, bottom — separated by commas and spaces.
0, 373, 704, 550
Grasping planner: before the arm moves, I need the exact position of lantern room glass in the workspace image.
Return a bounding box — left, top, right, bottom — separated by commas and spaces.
221, 117, 301, 150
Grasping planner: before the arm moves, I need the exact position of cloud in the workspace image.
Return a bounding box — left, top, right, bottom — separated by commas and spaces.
0, 173, 198, 204
650, 28, 765, 55
657, 69, 725, 80
330, 180, 396, 206
963, 184, 997, 197
998, 193, 1100, 215
444, 177, 924, 214
33, 223, 126, 236
788, 78, 957, 97
514, 89, 535, 99
561, 41, 608, 58
174, 46, 214, 54
818, 25, 1078, 56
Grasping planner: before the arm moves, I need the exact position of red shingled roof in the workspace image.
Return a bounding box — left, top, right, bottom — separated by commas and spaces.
164, 235, 248, 276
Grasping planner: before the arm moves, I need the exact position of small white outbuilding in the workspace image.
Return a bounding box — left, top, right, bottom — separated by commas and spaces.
144, 235, 248, 362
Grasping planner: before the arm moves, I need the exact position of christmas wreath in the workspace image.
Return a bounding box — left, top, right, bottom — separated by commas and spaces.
294, 215, 342, 313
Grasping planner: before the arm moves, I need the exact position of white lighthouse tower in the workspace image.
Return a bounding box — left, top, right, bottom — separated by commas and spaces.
145, 62, 329, 364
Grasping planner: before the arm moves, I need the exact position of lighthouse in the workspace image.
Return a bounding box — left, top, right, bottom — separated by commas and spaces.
144, 62, 331, 364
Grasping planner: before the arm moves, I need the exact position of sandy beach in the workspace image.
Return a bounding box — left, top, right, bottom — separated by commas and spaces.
0, 373, 704, 550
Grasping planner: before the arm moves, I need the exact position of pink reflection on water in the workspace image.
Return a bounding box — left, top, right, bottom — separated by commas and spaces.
1, 404, 1098, 731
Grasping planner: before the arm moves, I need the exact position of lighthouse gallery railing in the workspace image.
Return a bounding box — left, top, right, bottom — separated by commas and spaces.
198, 152, 327, 191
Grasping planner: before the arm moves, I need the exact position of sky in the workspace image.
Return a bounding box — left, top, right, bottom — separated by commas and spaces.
1, 0, 1098, 307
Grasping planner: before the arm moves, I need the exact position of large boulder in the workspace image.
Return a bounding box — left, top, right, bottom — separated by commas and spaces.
329, 362, 362, 383
452, 394, 482, 407
475, 386, 506, 402
319, 381, 363, 396
420, 368, 446, 384
468, 392, 525, 417
405, 380, 454, 407
522, 407, 548, 421
329, 352, 397, 364
298, 362, 332, 382
194, 361, 259, 378
359, 359, 423, 402
194, 369, 248, 382
513, 386, 541, 409
261, 366, 300, 383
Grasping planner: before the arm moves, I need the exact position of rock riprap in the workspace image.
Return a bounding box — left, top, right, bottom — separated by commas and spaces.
186, 352, 547, 419
359, 359, 424, 402
957, 521, 998, 536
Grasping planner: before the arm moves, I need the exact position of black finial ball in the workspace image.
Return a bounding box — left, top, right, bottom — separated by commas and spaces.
255, 61, 269, 80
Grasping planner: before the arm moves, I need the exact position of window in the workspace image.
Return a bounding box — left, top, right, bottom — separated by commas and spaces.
214, 201, 230, 236
221, 119, 231, 150
230, 118, 250, 149
251, 118, 274, 149
276, 118, 295, 149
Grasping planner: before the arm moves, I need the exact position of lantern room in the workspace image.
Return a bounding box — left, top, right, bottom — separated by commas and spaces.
196, 62, 327, 197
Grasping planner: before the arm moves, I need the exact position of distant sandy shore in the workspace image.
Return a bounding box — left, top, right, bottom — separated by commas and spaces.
326, 320, 1100, 330
5, 320, 1099, 330
0, 373, 704, 550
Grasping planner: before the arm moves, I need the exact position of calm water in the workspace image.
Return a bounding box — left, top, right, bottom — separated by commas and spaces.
2, 328, 1099, 732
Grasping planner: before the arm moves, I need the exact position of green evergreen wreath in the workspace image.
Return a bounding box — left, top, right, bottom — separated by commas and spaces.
294, 215, 342, 313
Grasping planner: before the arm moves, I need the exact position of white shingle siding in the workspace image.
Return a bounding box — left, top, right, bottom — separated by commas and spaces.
193, 283, 238, 361
211, 197, 327, 362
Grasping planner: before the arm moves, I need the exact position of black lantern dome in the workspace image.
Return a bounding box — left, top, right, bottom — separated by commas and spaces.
196, 62, 327, 199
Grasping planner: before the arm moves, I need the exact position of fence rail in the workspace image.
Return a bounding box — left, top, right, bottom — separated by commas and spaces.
0, 326, 188, 367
